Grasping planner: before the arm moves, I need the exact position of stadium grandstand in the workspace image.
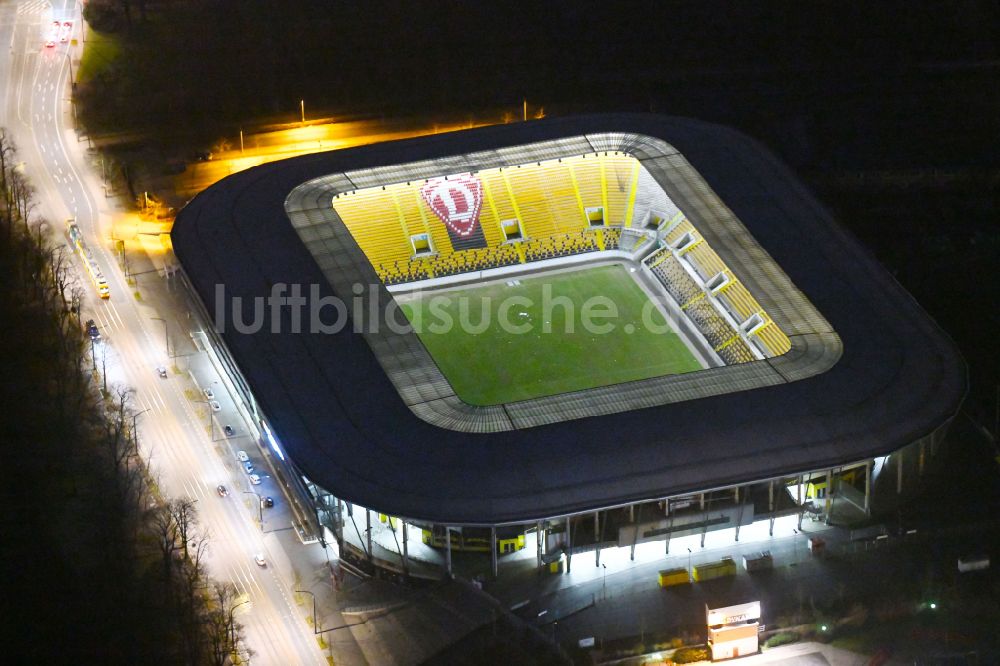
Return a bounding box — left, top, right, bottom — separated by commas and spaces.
172, 114, 965, 579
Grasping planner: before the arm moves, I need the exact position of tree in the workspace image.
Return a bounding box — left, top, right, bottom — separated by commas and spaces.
152, 503, 180, 582
206, 582, 245, 666
170, 497, 198, 562
0, 129, 16, 240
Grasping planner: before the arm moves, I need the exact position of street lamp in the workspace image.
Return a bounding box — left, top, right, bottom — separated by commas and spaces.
131, 408, 151, 444
243, 490, 263, 526
229, 598, 250, 648
295, 589, 321, 634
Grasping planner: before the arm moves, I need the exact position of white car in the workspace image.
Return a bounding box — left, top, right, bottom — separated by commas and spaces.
45, 21, 58, 47
209, 400, 221, 412
60, 21, 72, 43
236, 450, 249, 462
204, 387, 215, 400
254, 553, 266, 567
249, 474, 261, 485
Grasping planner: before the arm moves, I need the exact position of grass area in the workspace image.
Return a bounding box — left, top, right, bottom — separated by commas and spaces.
399, 265, 703, 405
76, 29, 121, 85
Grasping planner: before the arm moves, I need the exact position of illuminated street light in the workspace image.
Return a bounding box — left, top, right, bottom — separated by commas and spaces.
229, 598, 250, 648
295, 589, 321, 634
131, 408, 151, 443
243, 490, 264, 526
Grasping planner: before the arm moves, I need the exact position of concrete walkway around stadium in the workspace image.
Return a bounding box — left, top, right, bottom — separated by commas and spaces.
736, 642, 871, 665
629, 641, 874, 666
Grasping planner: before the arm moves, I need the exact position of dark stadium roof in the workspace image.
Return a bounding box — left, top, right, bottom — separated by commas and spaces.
172, 114, 966, 525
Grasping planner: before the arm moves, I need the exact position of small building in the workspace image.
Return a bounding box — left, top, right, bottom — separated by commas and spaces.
742, 551, 773, 572
693, 556, 737, 582
658, 567, 691, 587
706, 601, 760, 661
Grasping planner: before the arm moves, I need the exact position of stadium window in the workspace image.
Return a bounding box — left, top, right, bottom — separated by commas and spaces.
672, 231, 696, 252
645, 211, 666, 230
585, 206, 605, 227
410, 233, 434, 256
501, 218, 524, 241
706, 272, 729, 293
741, 313, 765, 336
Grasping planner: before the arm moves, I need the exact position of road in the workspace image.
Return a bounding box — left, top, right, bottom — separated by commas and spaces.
0, 1, 327, 662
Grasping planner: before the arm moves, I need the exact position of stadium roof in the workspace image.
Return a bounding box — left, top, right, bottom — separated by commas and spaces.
172, 114, 966, 525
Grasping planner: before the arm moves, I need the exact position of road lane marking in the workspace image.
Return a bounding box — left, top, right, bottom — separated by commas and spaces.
107, 300, 125, 328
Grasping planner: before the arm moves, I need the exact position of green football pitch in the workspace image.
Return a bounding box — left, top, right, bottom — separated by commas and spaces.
398, 264, 704, 406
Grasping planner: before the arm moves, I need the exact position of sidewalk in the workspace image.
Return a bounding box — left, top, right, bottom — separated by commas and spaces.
739, 642, 870, 665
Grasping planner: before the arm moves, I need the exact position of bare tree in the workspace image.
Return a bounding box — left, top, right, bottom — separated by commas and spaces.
178, 532, 210, 663
10, 168, 36, 232
169, 498, 198, 562
0, 129, 17, 240
152, 503, 180, 582
100, 343, 108, 394
206, 582, 243, 666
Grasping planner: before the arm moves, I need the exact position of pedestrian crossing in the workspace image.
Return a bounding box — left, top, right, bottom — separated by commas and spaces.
17, 0, 51, 16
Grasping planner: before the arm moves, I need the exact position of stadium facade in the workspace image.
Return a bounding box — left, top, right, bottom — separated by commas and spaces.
172, 115, 965, 578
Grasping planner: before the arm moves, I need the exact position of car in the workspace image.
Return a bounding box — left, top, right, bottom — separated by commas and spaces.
86, 319, 100, 340
249, 474, 262, 485
223, 425, 235, 437
216, 484, 228, 497
242, 461, 254, 474
156, 366, 168, 378
236, 450, 249, 462
209, 400, 221, 412
253, 553, 266, 567
204, 387, 215, 400
45, 20, 58, 47
262, 496, 274, 508
60, 21, 72, 43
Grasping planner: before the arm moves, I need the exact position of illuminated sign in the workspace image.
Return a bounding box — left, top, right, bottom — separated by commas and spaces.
706, 601, 760, 627
420, 174, 484, 238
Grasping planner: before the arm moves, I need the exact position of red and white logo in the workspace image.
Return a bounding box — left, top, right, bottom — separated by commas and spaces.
420, 175, 483, 238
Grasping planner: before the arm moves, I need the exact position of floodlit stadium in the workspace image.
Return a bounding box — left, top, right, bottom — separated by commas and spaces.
172, 114, 965, 578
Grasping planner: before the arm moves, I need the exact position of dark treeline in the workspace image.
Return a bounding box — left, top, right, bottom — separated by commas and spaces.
78, 1, 1000, 147
0, 128, 246, 664
78, 1, 999, 416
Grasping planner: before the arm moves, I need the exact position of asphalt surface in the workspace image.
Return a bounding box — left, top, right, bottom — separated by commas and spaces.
0, 1, 327, 662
